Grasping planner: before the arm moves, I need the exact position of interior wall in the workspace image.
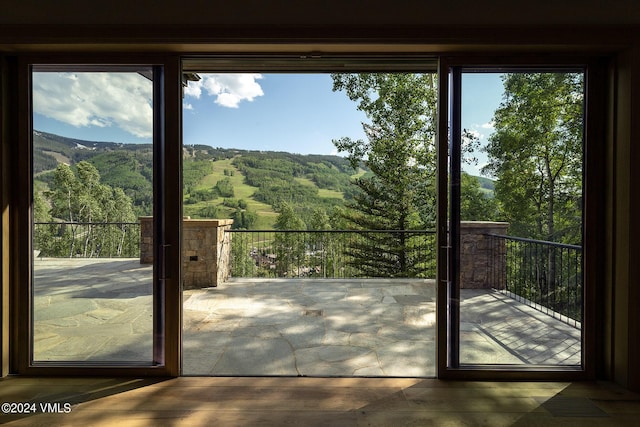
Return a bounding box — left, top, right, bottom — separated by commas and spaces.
0, 56, 11, 377
624, 45, 640, 391
1, 0, 639, 26
607, 45, 640, 391
0, 1, 639, 389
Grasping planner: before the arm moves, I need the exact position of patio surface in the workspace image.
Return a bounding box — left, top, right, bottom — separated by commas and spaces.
32, 258, 581, 376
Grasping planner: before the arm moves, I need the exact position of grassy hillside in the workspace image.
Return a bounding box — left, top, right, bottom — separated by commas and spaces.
476, 176, 496, 197
33, 131, 362, 229
184, 158, 278, 229
33, 130, 494, 230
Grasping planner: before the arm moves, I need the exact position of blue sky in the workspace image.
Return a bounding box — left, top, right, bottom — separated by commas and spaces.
32, 71, 505, 177
183, 74, 368, 155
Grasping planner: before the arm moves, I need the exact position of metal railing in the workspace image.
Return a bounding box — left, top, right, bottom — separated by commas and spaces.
487, 234, 583, 327
227, 229, 437, 279
33, 222, 141, 258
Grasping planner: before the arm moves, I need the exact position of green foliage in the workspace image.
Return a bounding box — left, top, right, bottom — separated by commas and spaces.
222, 198, 240, 208
215, 177, 235, 198
196, 204, 220, 218
87, 150, 153, 216
230, 232, 258, 277
231, 209, 257, 229
476, 176, 495, 193
187, 188, 217, 204
483, 72, 584, 244
273, 203, 306, 276
331, 73, 438, 277
33, 131, 362, 232
37, 161, 138, 257
184, 160, 216, 194
232, 152, 356, 211
461, 173, 499, 221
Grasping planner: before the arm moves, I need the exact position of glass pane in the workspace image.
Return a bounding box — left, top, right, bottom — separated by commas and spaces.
31, 68, 155, 362
456, 71, 584, 367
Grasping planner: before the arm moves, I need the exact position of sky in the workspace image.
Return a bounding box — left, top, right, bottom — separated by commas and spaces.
32, 71, 505, 177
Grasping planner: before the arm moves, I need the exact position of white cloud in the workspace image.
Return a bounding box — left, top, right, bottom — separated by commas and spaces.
183, 103, 194, 110
184, 74, 264, 108
33, 72, 153, 138
481, 120, 495, 130
183, 81, 202, 99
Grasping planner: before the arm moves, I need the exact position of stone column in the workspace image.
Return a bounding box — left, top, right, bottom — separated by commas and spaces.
459, 221, 509, 289
139, 217, 234, 289
139, 216, 153, 264
183, 219, 233, 289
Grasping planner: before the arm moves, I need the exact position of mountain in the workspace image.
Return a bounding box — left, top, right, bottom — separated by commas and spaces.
32, 131, 364, 226
33, 130, 494, 227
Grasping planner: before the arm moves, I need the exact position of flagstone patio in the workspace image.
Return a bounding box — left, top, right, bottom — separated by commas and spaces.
32, 258, 581, 376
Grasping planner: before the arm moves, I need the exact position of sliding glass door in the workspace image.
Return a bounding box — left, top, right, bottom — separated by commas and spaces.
16, 59, 182, 375
440, 60, 602, 377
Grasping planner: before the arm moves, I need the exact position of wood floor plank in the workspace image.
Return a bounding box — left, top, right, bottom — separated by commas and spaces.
1, 377, 640, 426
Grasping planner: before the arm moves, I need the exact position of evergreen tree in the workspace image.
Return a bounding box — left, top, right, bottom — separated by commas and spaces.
331, 73, 437, 277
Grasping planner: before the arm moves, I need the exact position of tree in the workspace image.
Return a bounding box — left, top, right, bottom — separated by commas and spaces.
230, 232, 258, 277
460, 173, 499, 221
483, 72, 584, 244
331, 73, 438, 277
215, 177, 235, 198
231, 208, 257, 229
48, 163, 81, 257
483, 72, 584, 305
273, 202, 306, 276
306, 208, 341, 277
44, 161, 138, 257
33, 187, 54, 256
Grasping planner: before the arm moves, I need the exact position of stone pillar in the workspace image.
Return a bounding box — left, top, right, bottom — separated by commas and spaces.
139, 216, 153, 264
139, 217, 234, 289
183, 219, 233, 289
460, 221, 509, 289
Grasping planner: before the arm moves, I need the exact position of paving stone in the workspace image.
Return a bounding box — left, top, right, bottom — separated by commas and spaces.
403, 304, 436, 326
31, 260, 582, 375
377, 341, 436, 377
34, 299, 98, 321
322, 330, 352, 345
295, 345, 379, 376
35, 336, 110, 361
279, 318, 326, 348
349, 332, 393, 349
211, 337, 296, 375
231, 325, 282, 339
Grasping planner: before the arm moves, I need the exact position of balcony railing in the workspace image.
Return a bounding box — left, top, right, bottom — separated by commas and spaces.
487, 234, 583, 327
32, 221, 583, 327
227, 229, 437, 279
34, 222, 141, 258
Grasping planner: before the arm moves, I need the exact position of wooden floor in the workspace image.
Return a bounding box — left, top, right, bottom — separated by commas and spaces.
1, 377, 639, 426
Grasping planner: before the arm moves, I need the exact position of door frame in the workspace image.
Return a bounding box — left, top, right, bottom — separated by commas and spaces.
11, 55, 182, 376
436, 55, 606, 380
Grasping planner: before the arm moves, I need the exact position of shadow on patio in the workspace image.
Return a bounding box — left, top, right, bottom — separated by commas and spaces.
32, 259, 581, 375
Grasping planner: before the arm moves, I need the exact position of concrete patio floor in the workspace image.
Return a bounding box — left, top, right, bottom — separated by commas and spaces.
32, 258, 581, 376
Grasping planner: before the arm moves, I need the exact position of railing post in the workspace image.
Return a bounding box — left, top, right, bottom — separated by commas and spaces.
459, 221, 509, 289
